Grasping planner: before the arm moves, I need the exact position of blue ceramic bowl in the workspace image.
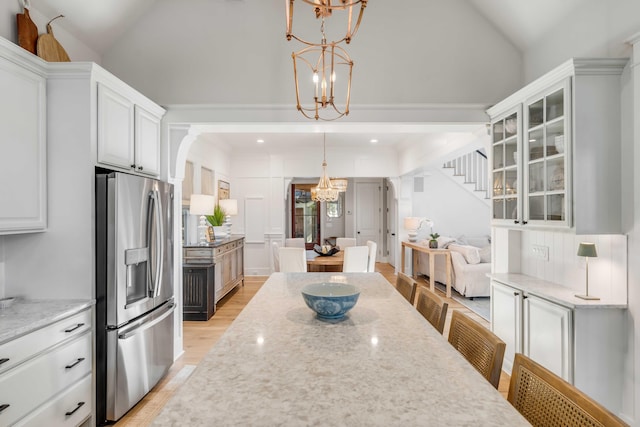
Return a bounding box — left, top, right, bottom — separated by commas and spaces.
301, 282, 360, 320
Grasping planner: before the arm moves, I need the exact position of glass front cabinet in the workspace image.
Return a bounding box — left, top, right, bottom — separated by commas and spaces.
488, 58, 626, 233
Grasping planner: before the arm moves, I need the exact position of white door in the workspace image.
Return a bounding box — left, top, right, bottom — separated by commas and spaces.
134, 105, 161, 176
386, 182, 396, 267
491, 281, 522, 375
355, 182, 380, 251
97, 83, 135, 170
523, 294, 573, 381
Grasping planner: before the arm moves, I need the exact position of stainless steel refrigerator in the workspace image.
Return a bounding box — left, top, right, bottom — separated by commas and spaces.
95, 170, 175, 424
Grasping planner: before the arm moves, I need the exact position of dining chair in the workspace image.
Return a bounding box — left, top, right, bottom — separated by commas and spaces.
366, 240, 377, 272
448, 310, 506, 389
336, 237, 356, 250
278, 247, 307, 272
508, 353, 628, 427
272, 241, 281, 272
395, 272, 417, 304
416, 287, 448, 334
285, 238, 306, 248
342, 246, 369, 272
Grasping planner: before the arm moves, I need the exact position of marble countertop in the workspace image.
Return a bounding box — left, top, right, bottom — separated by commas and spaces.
0, 298, 94, 345
153, 272, 529, 426
488, 273, 627, 309
184, 235, 244, 249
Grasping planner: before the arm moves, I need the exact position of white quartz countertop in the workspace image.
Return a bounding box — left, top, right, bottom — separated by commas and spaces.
153, 272, 529, 426
488, 273, 627, 309
0, 298, 94, 345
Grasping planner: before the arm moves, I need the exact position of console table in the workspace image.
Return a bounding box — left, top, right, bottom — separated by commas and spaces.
401, 241, 452, 298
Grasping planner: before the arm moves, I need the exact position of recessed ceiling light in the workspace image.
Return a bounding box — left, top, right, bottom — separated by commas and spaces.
257, 139, 265, 144
370, 139, 378, 144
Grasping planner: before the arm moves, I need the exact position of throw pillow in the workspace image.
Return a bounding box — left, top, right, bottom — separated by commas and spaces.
479, 245, 491, 263
449, 243, 481, 265
436, 236, 457, 249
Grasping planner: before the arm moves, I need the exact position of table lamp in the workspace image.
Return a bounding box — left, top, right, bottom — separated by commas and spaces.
219, 199, 238, 237
576, 242, 599, 300
190, 194, 215, 245
404, 217, 422, 242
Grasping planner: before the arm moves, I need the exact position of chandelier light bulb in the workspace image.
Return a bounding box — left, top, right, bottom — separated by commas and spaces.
313, 72, 319, 83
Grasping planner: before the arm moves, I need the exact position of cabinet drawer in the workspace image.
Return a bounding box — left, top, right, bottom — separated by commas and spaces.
14, 374, 91, 427
0, 333, 91, 426
184, 248, 213, 259
0, 309, 91, 374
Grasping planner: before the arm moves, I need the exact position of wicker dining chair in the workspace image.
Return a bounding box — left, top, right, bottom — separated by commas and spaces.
416, 287, 448, 334
395, 272, 417, 304
447, 310, 505, 389
508, 353, 628, 427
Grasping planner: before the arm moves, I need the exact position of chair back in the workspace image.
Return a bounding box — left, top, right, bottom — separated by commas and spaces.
272, 241, 281, 272
285, 238, 306, 248
366, 240, 377, 272
416, 287, 448, 334
448, 310, 506, 389
395, 272, 417, 304
508, 353, 628, 427
342, 246, 369, 272
336, 237, 356, 250
278, 247, 307, 272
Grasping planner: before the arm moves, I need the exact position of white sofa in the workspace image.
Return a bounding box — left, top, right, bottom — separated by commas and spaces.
415, 236, 491, 298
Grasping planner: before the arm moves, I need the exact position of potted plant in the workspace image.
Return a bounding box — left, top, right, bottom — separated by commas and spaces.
206, 204, 226, 240
429, 232, 440, 249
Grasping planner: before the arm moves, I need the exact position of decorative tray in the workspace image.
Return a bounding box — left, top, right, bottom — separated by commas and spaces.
313, 244, 340, 257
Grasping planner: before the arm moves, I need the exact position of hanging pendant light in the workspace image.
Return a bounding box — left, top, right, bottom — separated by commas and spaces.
285, 0, 368, 46
330, 178, 348, 192
312, 134, 339, 202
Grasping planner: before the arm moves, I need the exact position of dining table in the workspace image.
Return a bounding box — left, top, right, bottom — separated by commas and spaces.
152, 272, 529, 426
306, 249, 344, 272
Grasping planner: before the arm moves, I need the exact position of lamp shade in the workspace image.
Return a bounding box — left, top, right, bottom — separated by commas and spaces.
577, 242, 597, 258
404, 217, 422, 231
219, 199, 238, 216
189, 194, 215, 216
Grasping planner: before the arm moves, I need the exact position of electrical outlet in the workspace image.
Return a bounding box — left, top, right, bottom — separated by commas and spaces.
532, 244, 549, 261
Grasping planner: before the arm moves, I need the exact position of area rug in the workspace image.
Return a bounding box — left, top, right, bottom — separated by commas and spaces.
433, 282, 490, 321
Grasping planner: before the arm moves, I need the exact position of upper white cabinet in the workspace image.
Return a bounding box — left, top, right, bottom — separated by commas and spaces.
0, 39, 47, 234
488, 58, 627, 234
97, 83, 162, 176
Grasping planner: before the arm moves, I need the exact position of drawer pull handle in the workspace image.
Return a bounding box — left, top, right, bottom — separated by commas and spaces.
0, 358, 9, 366
64, 323, 85, 333
65, 357, 85, 369
65, 401, 85, 417
0, 404, 9, 413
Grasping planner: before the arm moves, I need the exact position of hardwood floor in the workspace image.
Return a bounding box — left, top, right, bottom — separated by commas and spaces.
115, 265, 509, 426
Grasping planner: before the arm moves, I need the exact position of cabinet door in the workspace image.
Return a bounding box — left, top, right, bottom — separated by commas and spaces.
490, 281, 521, 374
97, 83, 135, 171
523, 294, 573, 381
490, 106, 521, 225
523, 79, 572, 228
134, 105, 161, 176
0, 57, 46, 233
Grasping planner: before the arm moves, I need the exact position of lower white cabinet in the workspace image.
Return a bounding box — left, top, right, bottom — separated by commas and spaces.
491, 278, 625, 415
0, 308, 92, 426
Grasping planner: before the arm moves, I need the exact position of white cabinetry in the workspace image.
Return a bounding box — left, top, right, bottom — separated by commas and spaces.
97, 82, 162, 176
490, 275, 625, 415
488, 58, 627, 233
0, 308, 92, 426
0, 38, 47, 234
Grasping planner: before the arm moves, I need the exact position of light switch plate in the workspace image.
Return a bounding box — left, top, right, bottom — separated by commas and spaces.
532, 244, 549, 261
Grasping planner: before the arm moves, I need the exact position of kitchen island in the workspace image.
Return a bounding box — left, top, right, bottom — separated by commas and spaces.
153, 273, 528, 426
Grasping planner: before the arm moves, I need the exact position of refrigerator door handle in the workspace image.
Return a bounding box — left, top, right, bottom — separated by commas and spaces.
147, 190, 164, 298
118, 303, 175, 340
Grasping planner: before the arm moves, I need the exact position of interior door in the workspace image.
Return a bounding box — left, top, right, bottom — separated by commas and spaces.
355, 181, 380, 249
386, 182, 396, 267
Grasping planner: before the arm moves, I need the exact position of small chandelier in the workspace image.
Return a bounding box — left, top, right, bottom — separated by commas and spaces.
292, 37, 353, 121
285, 0, 368, 46
312, 134, 339, 202
330, 178, 348, 192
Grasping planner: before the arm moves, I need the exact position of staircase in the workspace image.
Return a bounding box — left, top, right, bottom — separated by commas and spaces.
442, 150, 490, 205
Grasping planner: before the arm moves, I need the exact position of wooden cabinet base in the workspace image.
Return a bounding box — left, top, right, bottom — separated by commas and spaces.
183, 263, 215, 321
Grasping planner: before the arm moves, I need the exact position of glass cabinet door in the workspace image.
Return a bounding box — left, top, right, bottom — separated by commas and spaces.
491, 108, 520, 223
524, 82, 569, 226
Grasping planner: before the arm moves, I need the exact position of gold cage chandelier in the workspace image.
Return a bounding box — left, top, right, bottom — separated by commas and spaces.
285, 0, 368, 46
312, 134, 339, 202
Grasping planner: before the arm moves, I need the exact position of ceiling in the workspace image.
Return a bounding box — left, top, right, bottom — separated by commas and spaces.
25, 0, 588, 158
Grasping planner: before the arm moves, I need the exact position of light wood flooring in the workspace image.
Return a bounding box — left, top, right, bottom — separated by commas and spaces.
116, 264, 509, 426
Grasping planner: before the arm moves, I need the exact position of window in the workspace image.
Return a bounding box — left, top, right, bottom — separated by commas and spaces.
326, 193, 343, 218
